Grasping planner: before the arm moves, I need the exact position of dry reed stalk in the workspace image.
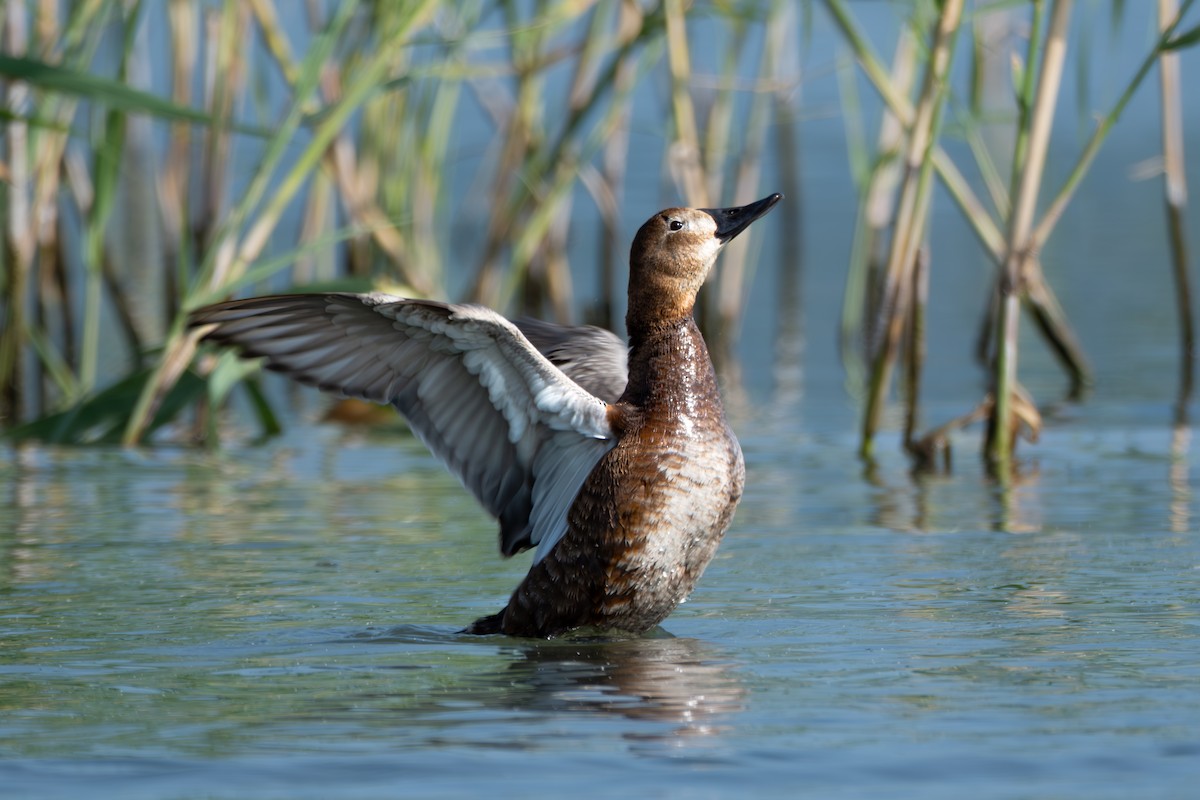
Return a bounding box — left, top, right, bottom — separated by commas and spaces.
125, 1, 439, 443
1022, 267, 1089, 396
1, 0, 33, 423
29, 13, 125, 391
664, 0, 708, 207
825, 0, 1004, 260
711, 2, 789, 358
0, 0, 97, 407
293, 169, 335, 285
587, 1, 643, 329
468, 22, 540, 309
71, 3, 147, 398
32, 215, 67, 412
988, 0, 1073, 471
547, 199, 576, 323
29, 6, 67, 412
580, 161, 621, 326
406, 38, 466, 292
700, 21, 746, 207
1008, 1, 1047, 202
830, 0, 1094, 467
488, 76, 550, 310
328, 132, 430, 293
113, 20, 165, 352
475, 2, 655, 315
864, 25, 918, 281
770, 2, 801, 270
198, 4, 244, 255
470, 2, 585, 310
159, 0, 197, 313
903, 247, 929, 451
247, 0, 300, 85
963, 18, 1011, 219
829, 0, 1089, 400
515, 2, 605, 323
769, 2, 803, 412
976, 270, 1091, 399
58, 133, 149, 380
860, 0, 963, 459
221, 7, 436, 289
841, 26, 917, 378
34, 0, 56, 55
517, 70, 663, 319
978, 0, 1195, 405
250, 0, 430, 291
972, 3, 1089, 398
1029, 0, 1196, 253
1158, 0, 1195, 419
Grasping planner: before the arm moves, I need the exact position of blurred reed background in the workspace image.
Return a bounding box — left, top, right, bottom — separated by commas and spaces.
0, 0, 1196, 481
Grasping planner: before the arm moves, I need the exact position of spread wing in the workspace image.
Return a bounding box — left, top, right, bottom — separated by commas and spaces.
513, 317, 628, 404
189, 293, 616, 560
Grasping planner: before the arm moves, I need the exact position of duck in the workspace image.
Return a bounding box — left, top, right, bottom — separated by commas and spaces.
189, 193, 782, 638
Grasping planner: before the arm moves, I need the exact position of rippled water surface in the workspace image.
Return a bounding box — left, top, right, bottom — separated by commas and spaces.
2, 404, 1198, 798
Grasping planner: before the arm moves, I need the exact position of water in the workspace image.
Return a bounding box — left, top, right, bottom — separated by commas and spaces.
2, 404, 1198, 798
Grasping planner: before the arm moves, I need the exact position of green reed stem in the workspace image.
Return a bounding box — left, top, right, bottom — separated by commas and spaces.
1159, 0, 1195, 419
989, 0, 1073, 473
861, 0, 963, 459
1009, 0, 1047, 196
840, 25, 917, 389
1, 1, 32, 423
664, 0, 707, 206
1031, 0, 1196, 252
823, 0, 1007, 278
124, 1, 443, 444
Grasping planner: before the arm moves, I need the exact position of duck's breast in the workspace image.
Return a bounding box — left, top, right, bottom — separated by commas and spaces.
580, 361, 744, 628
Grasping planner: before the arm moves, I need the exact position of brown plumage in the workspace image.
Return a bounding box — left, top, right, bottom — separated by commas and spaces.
190, 194, 781, 638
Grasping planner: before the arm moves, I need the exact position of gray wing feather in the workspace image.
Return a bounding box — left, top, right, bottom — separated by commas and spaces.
513, 317, 628, 403
190, 293, 615, 559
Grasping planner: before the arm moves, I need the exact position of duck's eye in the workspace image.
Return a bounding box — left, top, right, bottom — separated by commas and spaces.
668, 219, 684, 232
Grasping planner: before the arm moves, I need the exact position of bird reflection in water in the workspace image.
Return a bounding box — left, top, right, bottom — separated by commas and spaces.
485, 634, 745, 739
359, 626, 745, 741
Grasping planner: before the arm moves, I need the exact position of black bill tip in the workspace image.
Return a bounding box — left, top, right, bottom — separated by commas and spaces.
701, 193, 783, 243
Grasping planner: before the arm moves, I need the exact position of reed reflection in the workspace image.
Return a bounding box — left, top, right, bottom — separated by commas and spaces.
1169, 423, 1191, 535
864, 455, 1045, 535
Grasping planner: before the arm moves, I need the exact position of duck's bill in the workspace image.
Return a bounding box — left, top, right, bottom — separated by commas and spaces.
702, 193, 783, 244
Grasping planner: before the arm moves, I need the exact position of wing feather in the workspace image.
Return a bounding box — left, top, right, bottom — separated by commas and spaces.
513, 317, 628, 403
190, 293, 616, 558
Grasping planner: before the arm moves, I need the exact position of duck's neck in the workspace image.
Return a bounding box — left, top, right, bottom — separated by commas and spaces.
621, 313, 720, 409
624, 261, 702, 343
625, 301, 694, 349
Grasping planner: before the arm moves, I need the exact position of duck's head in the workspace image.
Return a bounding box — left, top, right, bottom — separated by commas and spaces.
627, 193, 782, 329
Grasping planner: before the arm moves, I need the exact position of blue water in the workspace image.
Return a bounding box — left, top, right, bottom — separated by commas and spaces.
2, 410, 1198, 798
